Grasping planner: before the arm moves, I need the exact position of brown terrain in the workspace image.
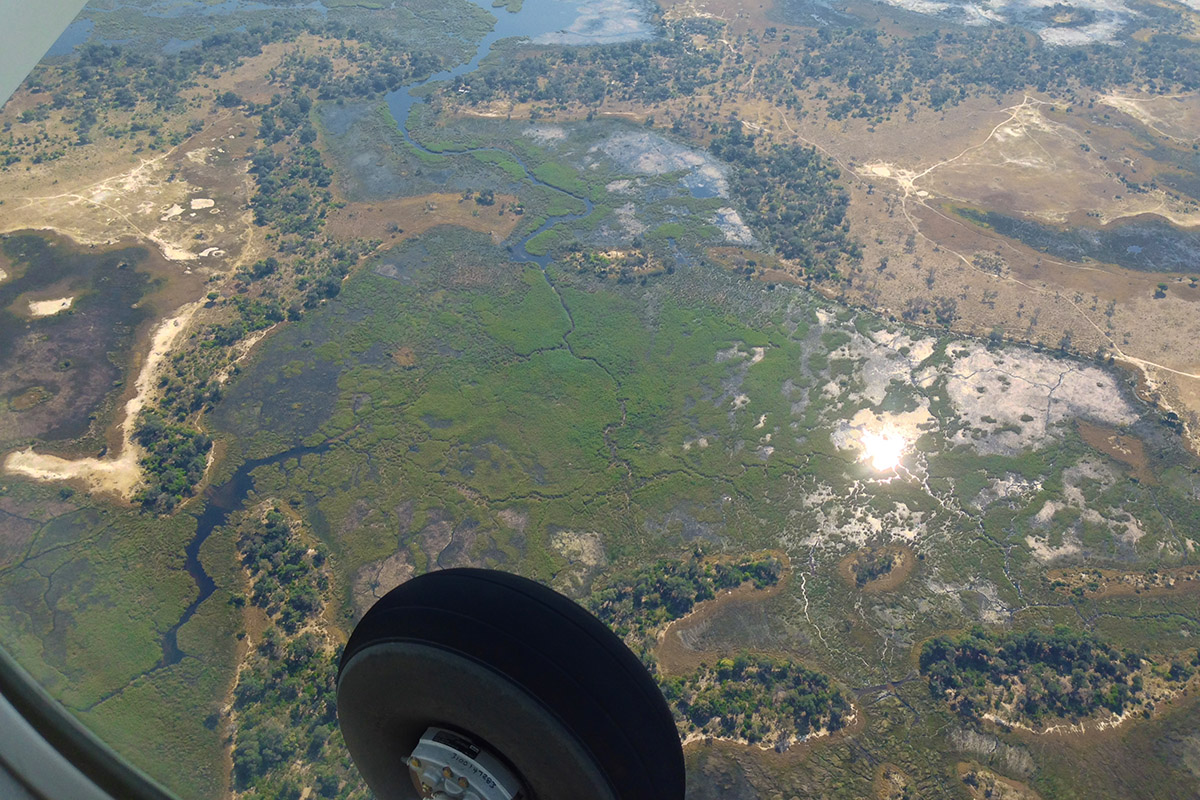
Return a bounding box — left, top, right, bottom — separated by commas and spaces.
655, 551, 792, 675
1048, 564, 1200, 598
837, 544, 918, 594
0, 33, 526, 498
453, 0, 1200, 456
324, 191, 521, 245
1077, 420, 1157, 484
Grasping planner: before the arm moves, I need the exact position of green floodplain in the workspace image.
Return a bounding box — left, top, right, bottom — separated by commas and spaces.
3, 218, 1200, 797
1, 0, 1200, 797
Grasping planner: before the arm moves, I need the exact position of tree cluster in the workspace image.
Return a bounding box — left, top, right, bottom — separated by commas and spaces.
455, 23, 723, 108
850, 547, 896, 587
710, 123, 858, 279
589, 551, 783, 642
660, 652, 850, 745
920, 625, 1198, 724
238, 508, 328, 633
133, 412, 213, 513
229, 508, 365, 799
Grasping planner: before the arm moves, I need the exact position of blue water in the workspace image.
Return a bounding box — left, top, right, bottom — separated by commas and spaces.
383, 0, 652, 265
45, 18, 95, 57
384, 0, 584, 141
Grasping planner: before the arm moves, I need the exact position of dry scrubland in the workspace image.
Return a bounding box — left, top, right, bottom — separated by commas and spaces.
324, 191, 522, 245
0, 47, 284, 497
2, 0, 1200, 798
473, 0, 1200, 456
0, 32, 438, 499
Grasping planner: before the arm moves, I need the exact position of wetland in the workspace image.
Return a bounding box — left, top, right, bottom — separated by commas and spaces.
958, 209, 1200, 275
0, 231, 201, 455
4, 0, 1200, 797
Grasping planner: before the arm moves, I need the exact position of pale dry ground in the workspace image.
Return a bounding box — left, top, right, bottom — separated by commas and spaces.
956, 763, 1045, 800
26, 296, 74, 317
1102, 92, 1200, 144
656, 0, 1200, 450
828, 94, 1200, 451
0, 112, 255, 264
4, 301, 200, 498
896, 96, 1200, 227
0, 33, 432, 498
485, 27, 1200, 445
0, 66, 277, 496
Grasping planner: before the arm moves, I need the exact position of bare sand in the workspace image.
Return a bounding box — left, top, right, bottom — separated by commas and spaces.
4, 300, 202, 499
27, 296, 74, 317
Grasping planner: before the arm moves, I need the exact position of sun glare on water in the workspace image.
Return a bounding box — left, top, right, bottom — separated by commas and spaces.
859, 430, 906, 471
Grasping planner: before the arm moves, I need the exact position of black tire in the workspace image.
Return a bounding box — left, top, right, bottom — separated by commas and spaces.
337, 568, 685, 800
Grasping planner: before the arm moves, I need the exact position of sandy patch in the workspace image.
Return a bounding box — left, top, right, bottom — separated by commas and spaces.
1101, 92, 1200, 144
496, 508, 529, 533
944, 342, 1138, 454
712, 206, 754, 245
973, 473, 1041, 510
614, 202, 647, 237
592, 130, 729, 197
550, 529, 607, 595
4, 301, 201, 499
325, 192, 521, 245
185, 147, 212, 165
523, 125, 567, 143
956, 763, 1044, 800
190, 198, 215, 210
28, 297, 74, 317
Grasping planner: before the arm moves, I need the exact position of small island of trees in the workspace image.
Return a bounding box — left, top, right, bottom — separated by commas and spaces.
849, 546, 899, 587
920, 626, 1199, 726
230, 507, 364, 799
590, 551, 853, 748
588, 550, 783, 644
661, 652, 851, 746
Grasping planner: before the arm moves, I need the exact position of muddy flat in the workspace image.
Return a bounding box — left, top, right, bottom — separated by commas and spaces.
837, 544, 917, 593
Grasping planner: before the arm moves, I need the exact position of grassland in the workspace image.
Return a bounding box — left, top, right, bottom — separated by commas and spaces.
193, 219, 1200, 797
2, 0, 1200, 798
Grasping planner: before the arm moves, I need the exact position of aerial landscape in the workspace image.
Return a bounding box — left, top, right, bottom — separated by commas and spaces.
1, 0, 1200, 796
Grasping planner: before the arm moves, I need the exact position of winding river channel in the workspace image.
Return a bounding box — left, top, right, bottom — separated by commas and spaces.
159, 0, 653, 668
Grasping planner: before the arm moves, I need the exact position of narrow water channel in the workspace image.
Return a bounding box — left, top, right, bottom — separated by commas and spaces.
157, 443, 329, 669
160, 0, 652, 666
383, 0, 608, 267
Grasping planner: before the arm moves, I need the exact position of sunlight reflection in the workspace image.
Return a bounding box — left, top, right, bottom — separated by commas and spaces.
859, 430, 906, 471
